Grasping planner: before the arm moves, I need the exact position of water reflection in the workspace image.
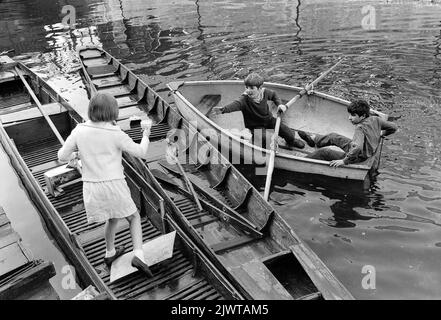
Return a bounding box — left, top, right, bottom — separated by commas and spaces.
1, 0, 441, 299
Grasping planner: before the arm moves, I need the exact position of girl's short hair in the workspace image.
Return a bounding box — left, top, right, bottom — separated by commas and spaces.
88, 93, 119, 122
244, 73, 264, 88
347, 99, 370, 118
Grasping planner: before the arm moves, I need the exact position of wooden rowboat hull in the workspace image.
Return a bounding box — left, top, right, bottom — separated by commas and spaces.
78, 46, 354, 300
167, 80, 388, 181
0, 59, 244, 300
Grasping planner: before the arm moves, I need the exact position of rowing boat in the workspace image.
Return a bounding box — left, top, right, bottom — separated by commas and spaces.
78, 45, 354, 300
0, 55, 244, 300
166, 80, 389, 181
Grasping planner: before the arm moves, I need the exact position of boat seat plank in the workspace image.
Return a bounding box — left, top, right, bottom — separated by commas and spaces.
29, 160, 62, 173
189, 215, 218, 228
0, 232, 20, 250
97, 84, 132, 97
82, 57, 110, 68
0, 91, 30, 111
86, 65, 116, 76
0, 243, 29, 277
290, 244, 354, 300
227, 260, 293, 300
196, 95, 221, 116
79, 49, 104, 60
210, 235, 258, 254
0, 102, 65, 124
92, 75, 121, 87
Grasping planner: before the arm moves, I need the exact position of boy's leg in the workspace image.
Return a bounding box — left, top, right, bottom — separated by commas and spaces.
315, 133, 352, 152
267, 118, 305, 148
306, 146, 346, 160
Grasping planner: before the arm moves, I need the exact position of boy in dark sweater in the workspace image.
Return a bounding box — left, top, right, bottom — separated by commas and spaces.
212, 73, 305, 149
298, 99, 397, 167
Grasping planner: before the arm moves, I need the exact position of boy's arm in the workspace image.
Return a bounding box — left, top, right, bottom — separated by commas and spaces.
220, 100, 243, 113
379, 118, 398, 137
267, 89, 283, 106
343, 128, 364, 165
213, 98, 243, 115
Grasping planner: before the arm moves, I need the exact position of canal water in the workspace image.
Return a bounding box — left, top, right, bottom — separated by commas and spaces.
1, 0, 440, 299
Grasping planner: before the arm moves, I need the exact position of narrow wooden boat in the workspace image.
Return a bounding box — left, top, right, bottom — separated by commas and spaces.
166, 80, 389, 181
0, 205, 58, 300
0, 56, 244, 300
78, 45, 354, 300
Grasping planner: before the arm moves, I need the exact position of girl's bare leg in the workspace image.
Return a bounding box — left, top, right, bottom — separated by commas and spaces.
127, 211, 143, 252
104, 218, 119, 254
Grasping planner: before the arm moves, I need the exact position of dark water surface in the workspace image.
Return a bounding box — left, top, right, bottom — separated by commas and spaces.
1, 0, 441, 299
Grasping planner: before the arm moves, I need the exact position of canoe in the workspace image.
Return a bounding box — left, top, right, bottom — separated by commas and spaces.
166, 80, 389, 181
78, 46, 354, 300
0, 56, 244, 300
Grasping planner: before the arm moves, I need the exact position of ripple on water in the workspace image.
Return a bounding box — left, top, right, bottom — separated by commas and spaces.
2, 0, 441, 299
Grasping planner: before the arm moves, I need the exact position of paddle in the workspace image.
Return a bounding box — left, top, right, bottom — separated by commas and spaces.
166, 142, 204, 212
263, 58, 344, 201
15, 65, 82, 173
0, 49, 15, 56
15, 66, 65, 145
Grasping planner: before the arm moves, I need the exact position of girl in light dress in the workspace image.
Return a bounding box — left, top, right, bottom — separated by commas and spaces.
58, 92, 153, 277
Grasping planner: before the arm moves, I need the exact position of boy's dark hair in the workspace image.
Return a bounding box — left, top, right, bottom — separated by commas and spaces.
347, 99, 370, 118
88, 93, 119, 122
244, 73, 264, 88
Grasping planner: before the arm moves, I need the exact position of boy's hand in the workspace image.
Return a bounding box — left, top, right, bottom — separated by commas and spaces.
211, 107, 223, 115
277, 104, 287, 113
329, 159, 345, 167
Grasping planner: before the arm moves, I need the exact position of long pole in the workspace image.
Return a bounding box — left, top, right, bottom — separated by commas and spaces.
15, 66, 65, 145
263, 58, 344, 201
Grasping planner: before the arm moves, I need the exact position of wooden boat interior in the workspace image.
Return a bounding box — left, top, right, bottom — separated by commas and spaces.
0, 62, 243, 300
78, 46, 353, 300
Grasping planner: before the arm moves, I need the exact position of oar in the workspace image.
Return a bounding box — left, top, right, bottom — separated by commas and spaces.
15, 65, 82, 173
15, 66, 65, 145
263, 58, 344, 201
167, 145, 204, 212
0, 49, 15, 56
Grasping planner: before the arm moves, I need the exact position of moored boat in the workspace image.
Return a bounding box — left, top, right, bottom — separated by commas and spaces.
78, 45, 354, 300
0, 55, 244, 300
166, 80, 389, 181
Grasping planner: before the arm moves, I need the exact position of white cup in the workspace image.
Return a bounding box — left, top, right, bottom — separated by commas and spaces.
141, 118, 153, 130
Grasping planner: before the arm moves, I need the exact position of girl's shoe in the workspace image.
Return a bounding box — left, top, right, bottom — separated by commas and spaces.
104, 245, 126, 268
131, 256, 154, 278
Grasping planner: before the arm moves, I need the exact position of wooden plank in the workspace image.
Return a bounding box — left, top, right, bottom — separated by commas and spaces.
210, 235, 257, 254
190, 216, 218, 228
0, 261, 56, 300
0, 243, 29, 277
0, 231, 20, 249
0, 213, 9, 228
0, 102, 65, 123
98, 85, 131, 97
228, 261, 293, 300
290, 243, 354, 300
